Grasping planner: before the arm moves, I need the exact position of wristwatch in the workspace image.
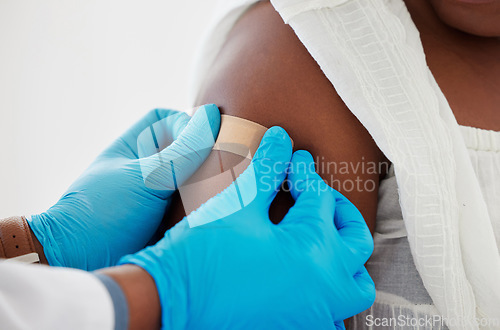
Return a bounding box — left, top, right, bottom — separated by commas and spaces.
0, 216, 40, 263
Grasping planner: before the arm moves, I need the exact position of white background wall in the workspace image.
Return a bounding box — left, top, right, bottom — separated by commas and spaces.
0, 0, 216, 217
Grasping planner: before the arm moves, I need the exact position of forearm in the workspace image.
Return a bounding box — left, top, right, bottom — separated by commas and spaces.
0, 215, 48, 264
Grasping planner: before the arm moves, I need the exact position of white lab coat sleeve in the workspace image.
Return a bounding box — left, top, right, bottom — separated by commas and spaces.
0, 260, 114, 330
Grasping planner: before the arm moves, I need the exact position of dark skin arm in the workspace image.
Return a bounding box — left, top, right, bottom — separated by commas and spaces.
30, 227, 48, 264
14, 2, 499, 330
195, 1, 387, 233
191, 3, 388, 327
98, 265, 161, 330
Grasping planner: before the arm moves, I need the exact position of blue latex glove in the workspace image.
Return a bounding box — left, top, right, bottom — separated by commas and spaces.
28, 104, 221, 270
120, 126, 375, 329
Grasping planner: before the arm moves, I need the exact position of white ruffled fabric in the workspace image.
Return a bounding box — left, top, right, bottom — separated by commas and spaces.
460, 126, 500, 252
351, 126, 500, 329
189, 0, 500, 328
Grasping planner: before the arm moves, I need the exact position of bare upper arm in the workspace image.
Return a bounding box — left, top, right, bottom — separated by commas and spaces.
195, 1, 386, 232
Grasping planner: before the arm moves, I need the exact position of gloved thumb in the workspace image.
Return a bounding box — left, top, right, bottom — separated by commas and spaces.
140, 104, 221, 192
186, 126, 292, 228
250, 126, 293, 205
281, 150, 335, 229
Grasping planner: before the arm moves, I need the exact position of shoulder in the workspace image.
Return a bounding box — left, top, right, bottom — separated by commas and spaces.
196, 1, 387, 231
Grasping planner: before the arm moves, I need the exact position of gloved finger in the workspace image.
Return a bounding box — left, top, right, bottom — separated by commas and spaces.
136, 111, 189, 159
330, 267, 375, 321
334, 321, 346, 330
250, 126, 293, 205
136, 105, 221, 160
333, 189, 374, 271
139, 104, 221, 192
103, 108, 189, 159
186, 126, 292, 228
280, 150, 335, 229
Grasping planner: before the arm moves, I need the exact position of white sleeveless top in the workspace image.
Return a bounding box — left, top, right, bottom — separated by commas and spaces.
350, 126, 500, 329
188, 0, 500, 328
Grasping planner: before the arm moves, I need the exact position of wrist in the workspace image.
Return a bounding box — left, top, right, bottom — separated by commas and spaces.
27, 213, 64, 266
27, 219, 49, 264
97, 265, 161, 330
117, 244, 188, 329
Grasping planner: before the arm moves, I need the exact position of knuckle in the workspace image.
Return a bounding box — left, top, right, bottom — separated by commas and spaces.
364, 282, 376, 308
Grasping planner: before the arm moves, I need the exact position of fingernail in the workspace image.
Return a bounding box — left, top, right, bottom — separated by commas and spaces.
253, 127, 289, 162
258, 126, 289, 153
266, 126, 287, 140
293, 150, 314, 162
291, 150, 318, 178
192, 104, 217, 124
191, 104, 220, 140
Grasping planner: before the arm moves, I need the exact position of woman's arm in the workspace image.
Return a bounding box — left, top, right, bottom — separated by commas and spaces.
195, 1, 387, 232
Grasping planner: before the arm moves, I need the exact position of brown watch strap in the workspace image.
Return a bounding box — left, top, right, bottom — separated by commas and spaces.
0, 216, 38, 260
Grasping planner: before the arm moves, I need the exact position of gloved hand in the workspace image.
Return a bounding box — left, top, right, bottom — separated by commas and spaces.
120, 126, 375, 329
28, 104, 221, 271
